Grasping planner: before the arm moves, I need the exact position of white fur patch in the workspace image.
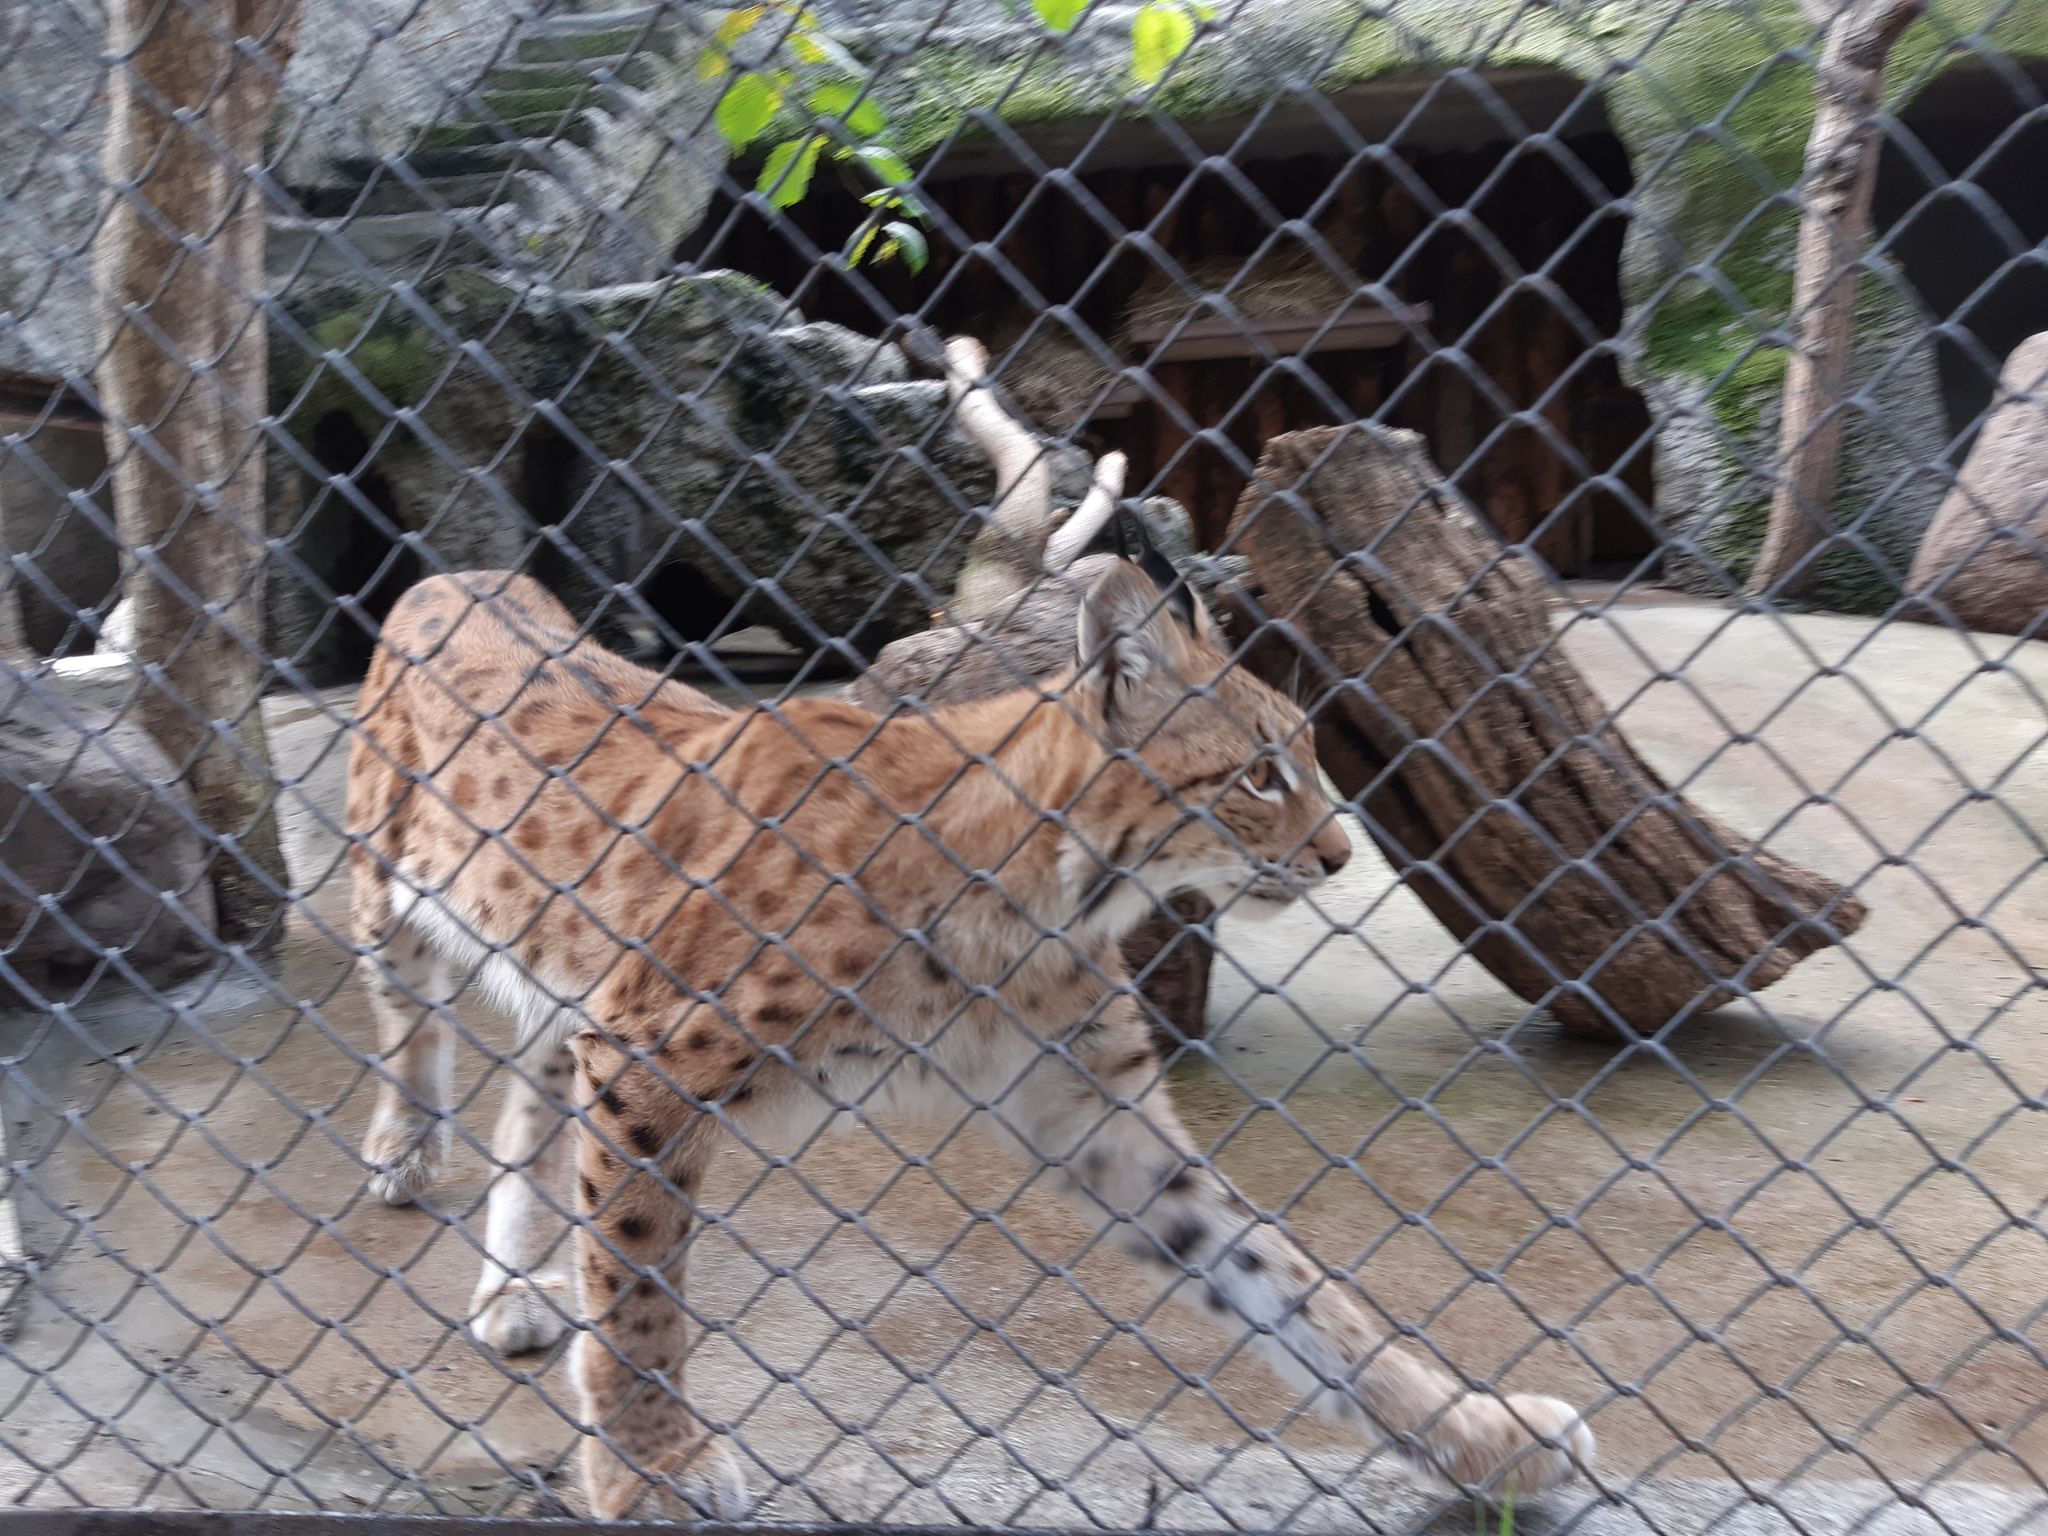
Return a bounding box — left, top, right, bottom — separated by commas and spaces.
388, 871, 578, 1053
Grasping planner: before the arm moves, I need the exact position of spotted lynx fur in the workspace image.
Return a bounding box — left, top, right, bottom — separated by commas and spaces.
347, 567, 1593, 1518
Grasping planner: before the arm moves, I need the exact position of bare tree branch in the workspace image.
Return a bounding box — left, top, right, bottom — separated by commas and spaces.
1746, 0, 1923, 597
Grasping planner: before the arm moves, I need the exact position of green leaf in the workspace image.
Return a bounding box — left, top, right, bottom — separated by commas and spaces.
1031, 0, 1088, 33
845, 142, 915, 185
808, 82, 885, 137
715, 72, 780, 151
1130, 0, 1196, 85
698, 6, 761, 81
757, 135, 824, 208
881, 219, 928, 274
714, 5, 763, 47
845, 218, 883, 266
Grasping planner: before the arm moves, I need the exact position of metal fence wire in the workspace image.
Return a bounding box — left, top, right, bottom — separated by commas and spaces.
1, 0, 2046, 1530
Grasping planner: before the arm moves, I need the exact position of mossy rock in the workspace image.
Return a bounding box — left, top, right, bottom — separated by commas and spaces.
274, 302, 445, 446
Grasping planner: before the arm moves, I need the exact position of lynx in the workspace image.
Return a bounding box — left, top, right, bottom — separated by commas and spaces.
346, 333, 1591, 1515
346, 555, 1592, 1518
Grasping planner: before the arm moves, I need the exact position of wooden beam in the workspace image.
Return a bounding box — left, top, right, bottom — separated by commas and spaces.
1125, 302, 1431, 361
1076, 303, 1434, 421
0, 368, 101, 433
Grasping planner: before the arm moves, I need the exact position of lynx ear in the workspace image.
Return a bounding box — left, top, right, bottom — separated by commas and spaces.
1075, 560, 1192, 739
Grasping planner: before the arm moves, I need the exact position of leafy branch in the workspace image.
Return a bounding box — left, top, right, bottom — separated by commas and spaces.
699, 0, 1212, 271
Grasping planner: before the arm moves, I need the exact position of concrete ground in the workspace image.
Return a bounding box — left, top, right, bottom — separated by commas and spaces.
2, 599, 2045, 1534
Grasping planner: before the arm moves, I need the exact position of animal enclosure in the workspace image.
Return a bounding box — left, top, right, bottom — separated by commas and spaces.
1, 1, 2046, 1534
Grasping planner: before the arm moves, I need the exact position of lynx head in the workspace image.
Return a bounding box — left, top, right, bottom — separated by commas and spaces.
1065, 557, 1351, 922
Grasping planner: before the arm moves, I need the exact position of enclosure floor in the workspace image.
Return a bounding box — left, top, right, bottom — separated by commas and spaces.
4, 602, 2044, 1534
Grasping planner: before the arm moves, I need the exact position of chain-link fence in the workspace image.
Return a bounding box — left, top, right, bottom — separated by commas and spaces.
2, 0, 2046, 1530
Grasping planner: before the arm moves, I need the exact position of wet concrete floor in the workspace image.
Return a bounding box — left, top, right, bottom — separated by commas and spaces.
1, 601, 2044, 1533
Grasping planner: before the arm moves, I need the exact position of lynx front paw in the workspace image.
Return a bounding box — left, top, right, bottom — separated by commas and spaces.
1433, 1392, 1594, 1494
472, 1274, 574, 1356
363, 1116, 447, 1207
586, 1435, 750, 1522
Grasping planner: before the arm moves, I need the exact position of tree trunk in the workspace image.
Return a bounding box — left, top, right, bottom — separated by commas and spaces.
0, 493, 24, 657
1224, 425, 1867, 1037
1745, 0, 1923, 598
95, 0, 298, 940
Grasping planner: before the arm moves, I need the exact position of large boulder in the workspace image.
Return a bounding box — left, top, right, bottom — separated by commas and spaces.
1906, 332, 2048, 635
265, 271, 1053, 680
0, 663, 218, 1007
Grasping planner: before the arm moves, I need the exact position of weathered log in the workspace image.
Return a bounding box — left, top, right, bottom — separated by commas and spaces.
1222, 424, 1867, 1036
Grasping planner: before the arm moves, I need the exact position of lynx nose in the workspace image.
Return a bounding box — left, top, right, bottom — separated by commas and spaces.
1311, 821, 1352, 878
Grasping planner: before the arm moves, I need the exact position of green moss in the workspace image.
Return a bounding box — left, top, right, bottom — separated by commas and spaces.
282, 308, 439, 444
1704, 344, 1790, 442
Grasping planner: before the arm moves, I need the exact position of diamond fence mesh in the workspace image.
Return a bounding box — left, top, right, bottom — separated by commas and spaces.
1, 0, 2046, 1530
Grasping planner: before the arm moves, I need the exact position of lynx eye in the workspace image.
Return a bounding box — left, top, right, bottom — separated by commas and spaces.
1243, 754, 1294, 805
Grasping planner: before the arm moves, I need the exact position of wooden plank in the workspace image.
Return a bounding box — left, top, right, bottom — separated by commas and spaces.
0, 368, 99, 432
1124, 302, 1431, 362
1078, 301, 1434, 422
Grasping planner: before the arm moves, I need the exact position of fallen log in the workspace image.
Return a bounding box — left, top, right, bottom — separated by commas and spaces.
1220, 424, 1867, 1036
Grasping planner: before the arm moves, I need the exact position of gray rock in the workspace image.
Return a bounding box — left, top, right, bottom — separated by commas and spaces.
0, 663, 219, 1007
275, 0, 510, 192
1906, 331, 2048, 636
0, 428, 119, 660
265, 270, 1003, 675
0, 5, 106, 381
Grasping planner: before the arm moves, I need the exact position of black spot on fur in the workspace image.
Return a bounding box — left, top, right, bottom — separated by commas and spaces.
687, 1030, 718, 1052
1120, 1049, 1155, 1076
581, 1177, 601, 1206
1234, 1248, 1264, 1273
628, 1123, 661, 1156
1205, 1284, 1231, 1314
726, 1084, 755, 1105
835, 1042, 883, 1059
597, 1087, 624, 1116
923, 954, 948, 984
616, 1215, 648, 1241
1163, 1218, 1206, 1263
1164, 1166, 1195, 1194
756, 1000, 800, 1028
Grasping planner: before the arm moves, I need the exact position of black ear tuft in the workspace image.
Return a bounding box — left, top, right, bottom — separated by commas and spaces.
1117, 509, 1197, 630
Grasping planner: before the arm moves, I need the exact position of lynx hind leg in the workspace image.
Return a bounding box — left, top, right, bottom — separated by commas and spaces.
360, 924, 461, 1207
571, 1032, 749, 1521
471, 1016, 581, 1356
1004, 1014, 1594, 1495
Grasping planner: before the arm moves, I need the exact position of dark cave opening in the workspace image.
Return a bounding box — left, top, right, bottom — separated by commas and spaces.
1875, 55, 2048, 466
